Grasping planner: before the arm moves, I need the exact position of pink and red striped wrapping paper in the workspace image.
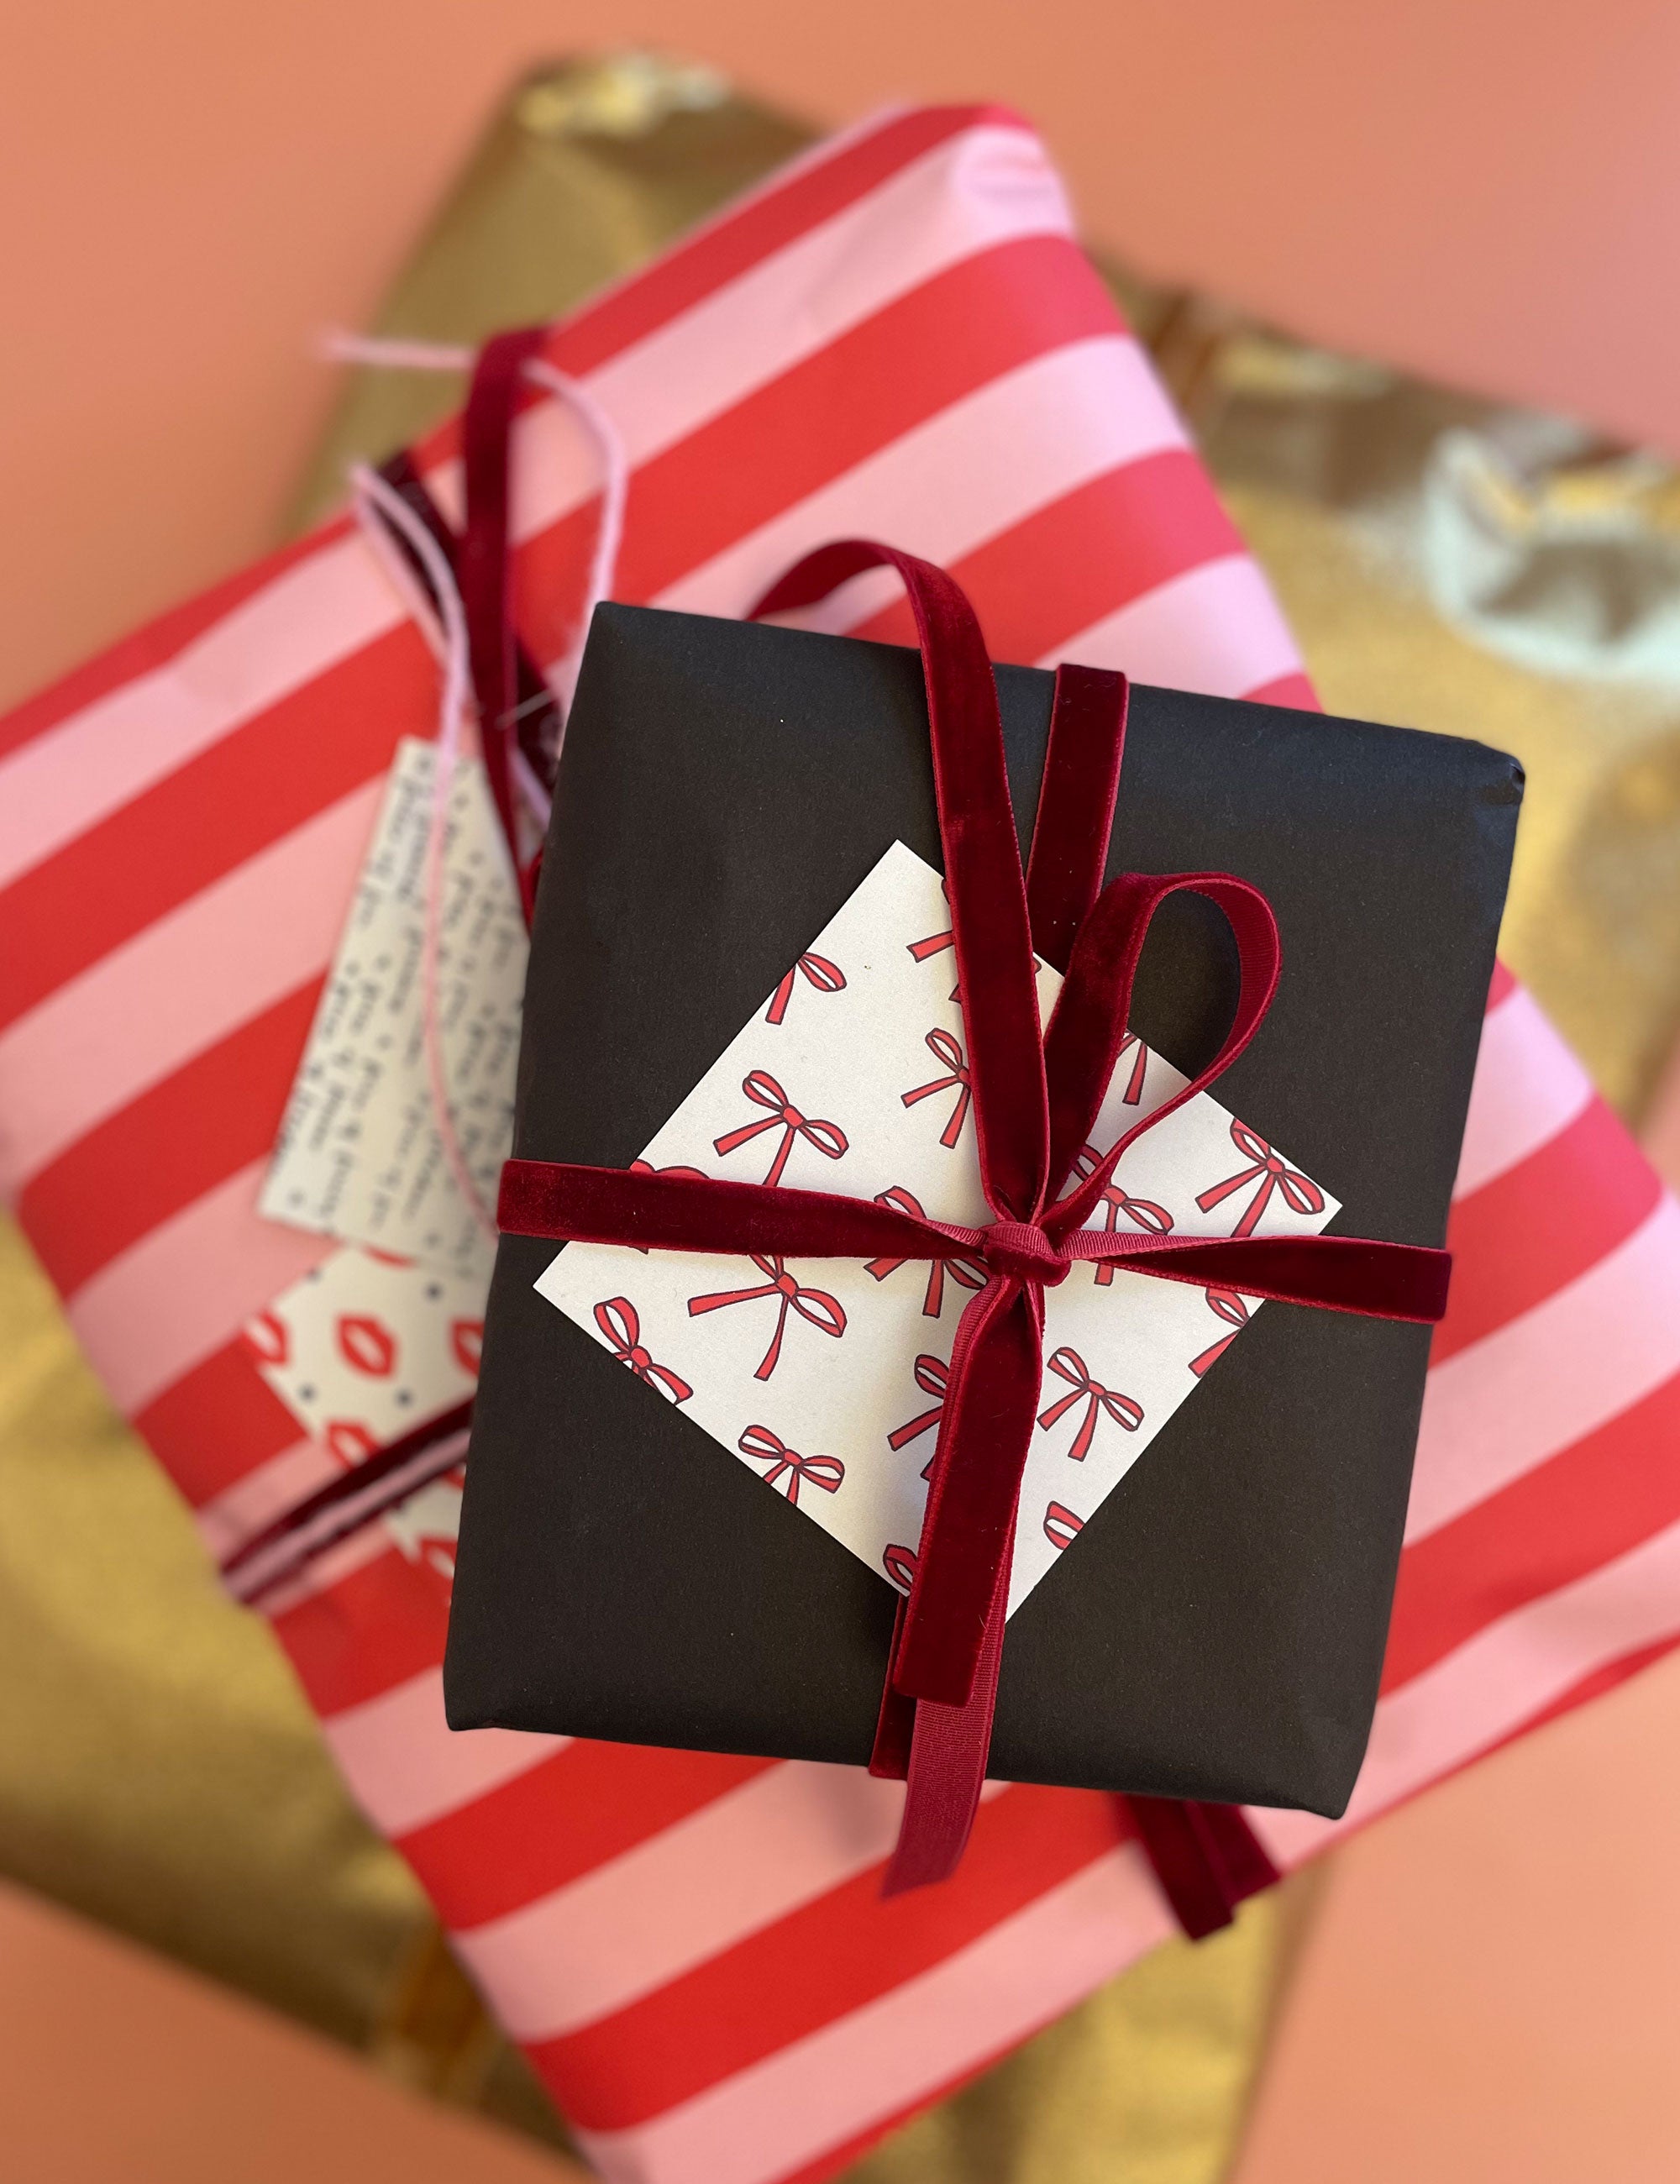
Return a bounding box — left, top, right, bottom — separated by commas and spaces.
3, 106, 1678, 2184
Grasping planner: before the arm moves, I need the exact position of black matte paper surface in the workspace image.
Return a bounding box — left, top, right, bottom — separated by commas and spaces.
445, 604, 1522, 1815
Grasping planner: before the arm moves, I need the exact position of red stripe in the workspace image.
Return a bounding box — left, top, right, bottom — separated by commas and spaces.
401, 1743, 775, 1932
537, 1784, 1127, 2132
1431, 1099, 1663, 1365
17, 983, 321, 1296
134, 1338, 303, 1506
268, 1548, 451, 1716
1487, 958, 1517, 1011
1242, 669, 1317, 711
848, 449, 1242, 664
516, 234, 1120, 626
0, 628, 426, 1031
0, 521, 353, 766
1383, 1366, 1680, 1693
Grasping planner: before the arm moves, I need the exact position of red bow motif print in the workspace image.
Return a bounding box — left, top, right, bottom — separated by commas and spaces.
1113, 1032, 1148, 1106
907, 881, 953, 962
593, 1296, 693, 1404
1195, 1119, 1326, 1237
1070, 1142, 1175, 1287
1043, 1500, 1084, 1551
888, 1352, 950, 1478
865, 1186, 988, 1315
1189, 1287, 1252, 1376
765, 950, 846, 1026
738, 1425, 844, 1507
902, 1028, 972, 1148
883, 1542, 920, 1593
686, 1255, 847, 1381
713, 1070, 848, 1187
1037, 1346, 1144, 1460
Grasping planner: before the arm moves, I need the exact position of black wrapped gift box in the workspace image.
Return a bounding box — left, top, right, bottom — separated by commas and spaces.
444, 602, 1521, 1816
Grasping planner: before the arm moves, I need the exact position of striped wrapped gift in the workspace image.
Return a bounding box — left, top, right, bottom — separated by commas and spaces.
2, 104, 1677, 2184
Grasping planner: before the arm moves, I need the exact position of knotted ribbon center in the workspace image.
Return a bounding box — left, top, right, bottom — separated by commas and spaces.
983, 1219, 1070, 1289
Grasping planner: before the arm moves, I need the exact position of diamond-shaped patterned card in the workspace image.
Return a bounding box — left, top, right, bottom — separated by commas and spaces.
536, 842, 1339, 1612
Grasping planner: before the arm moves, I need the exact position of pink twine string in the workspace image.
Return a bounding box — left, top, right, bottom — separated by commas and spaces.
349, 462, 496, 1243
343, 333, 627, 1250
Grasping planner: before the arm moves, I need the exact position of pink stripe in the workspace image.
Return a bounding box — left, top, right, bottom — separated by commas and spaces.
453, 1761, 916, 2040
1047, 554, 1302, 696
1256, 1512, 1680, 1868
1453, 983, 1595, 1200
0, 540, 398, 895
252, 1509, 402, 1620
322, 1667, 558, 1840
571, 1844, 1170, 2184
654, 336, 1182, 621
1406, 1194, 1680, 1544
66, 1161, 332, 1416
0, 123, 1068, 888
0, 783, 381, 1196
223, 1427, 471, 1604
194, 1435, 338, 1558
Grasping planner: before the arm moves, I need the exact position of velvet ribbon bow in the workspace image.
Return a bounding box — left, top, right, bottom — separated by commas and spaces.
499, 542, 1451, 1897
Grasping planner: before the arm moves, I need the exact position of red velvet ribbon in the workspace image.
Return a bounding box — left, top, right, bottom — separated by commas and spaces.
497, 541, 1450, 1913
462, 323, 592, 923
1070, 1139, 1174, 1287
865, 1187, 987, 1317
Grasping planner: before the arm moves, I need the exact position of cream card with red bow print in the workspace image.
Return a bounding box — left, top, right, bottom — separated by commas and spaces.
535, 843, 1339, 1613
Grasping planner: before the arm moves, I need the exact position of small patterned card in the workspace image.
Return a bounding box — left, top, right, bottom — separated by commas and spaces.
244, 1245, 483, 1463
536, 843, 1338, 1613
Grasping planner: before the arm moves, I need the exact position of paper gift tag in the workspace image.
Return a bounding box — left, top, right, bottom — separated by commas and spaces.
244, 1244, 485, 1463
537, 843, 1339, 1613
258, 738, 527, 1284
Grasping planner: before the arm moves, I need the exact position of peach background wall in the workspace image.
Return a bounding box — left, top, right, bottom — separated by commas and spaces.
4, 3, 1679, 2175
5, 0, 1680, 710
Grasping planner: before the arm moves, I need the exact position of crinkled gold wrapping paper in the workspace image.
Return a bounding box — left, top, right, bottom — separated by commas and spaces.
5, 49, 1676, 2182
